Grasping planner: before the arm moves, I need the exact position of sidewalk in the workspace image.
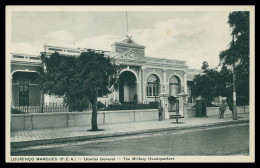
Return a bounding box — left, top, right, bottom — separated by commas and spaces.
11, 113, 249, 149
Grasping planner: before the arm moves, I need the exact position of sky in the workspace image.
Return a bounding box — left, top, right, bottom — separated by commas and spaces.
10, 10, 233, 69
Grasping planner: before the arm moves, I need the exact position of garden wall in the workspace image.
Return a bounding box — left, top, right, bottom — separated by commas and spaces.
11, 109, 158, 131
185, 106, 249, 118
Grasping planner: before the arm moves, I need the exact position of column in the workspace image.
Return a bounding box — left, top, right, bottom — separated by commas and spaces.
136, 81, 141, 102
178, 92, 188, 117
138, 67, 142, 102
184, 72, 187, 94
162, 69, 167, 93
141, 67, 146, 102
159, 93, 170, 120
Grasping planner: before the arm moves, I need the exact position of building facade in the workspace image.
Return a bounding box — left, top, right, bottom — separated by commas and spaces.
11, 37, 201, 111
11, 53, 42, 107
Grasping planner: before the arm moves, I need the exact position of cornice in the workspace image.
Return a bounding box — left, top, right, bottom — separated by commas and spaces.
112, 42, 145, 49
144, 64, 188, 71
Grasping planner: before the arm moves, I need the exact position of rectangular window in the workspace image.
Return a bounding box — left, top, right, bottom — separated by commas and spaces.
48, 48, 62, 52
29, 57, 40, 60
67, 50, 80, 53
155, 84, 159, 96
147, 84, 152, 97
147, 83, 159, 97
148, 85, 152, 96
13, 55, 24, 59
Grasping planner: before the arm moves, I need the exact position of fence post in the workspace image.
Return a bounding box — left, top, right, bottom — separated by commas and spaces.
67, 113, 75, 127
103, 112, 105, 124
41, 103, 43, 113
134, 110, 135, 122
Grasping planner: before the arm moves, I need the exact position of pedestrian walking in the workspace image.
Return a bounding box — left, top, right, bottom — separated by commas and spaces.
219, 100, 226, 119
158, 104, 163, 121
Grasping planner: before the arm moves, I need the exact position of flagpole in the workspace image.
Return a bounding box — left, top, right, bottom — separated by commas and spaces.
126, 11, 128, 36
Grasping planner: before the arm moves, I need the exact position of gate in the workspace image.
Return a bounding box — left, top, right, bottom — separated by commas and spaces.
168, 99, 179, 112
168, 97, 180, 120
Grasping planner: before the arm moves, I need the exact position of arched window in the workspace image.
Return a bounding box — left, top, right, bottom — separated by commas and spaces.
169, 75, 181, 96
146, 74, 160, 97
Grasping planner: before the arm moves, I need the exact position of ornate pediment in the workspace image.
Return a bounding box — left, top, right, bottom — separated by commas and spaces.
113, 49, 146, 61
113, 49, 147, 66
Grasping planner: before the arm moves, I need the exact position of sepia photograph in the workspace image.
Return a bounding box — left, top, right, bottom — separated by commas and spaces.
5, 5, 255, 163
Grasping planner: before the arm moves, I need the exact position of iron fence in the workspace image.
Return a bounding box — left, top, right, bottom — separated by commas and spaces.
12, 103, 70, 114
11, 101, 159, 114
100, 101, 159, 111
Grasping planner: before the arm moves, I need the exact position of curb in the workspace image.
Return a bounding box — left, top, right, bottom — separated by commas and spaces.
11, 119, 249, 149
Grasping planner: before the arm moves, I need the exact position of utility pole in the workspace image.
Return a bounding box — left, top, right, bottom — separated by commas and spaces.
126, 11, 128, 36
233, 63, 237, 120
232, 35, 238, 120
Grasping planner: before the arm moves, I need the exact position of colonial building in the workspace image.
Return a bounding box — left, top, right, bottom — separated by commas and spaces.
11, 36, 201, 113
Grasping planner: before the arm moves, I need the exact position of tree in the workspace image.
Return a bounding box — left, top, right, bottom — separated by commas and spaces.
220, 12, 249, 66
193, 63, 223, 106
193, 61, 235, 106
38, 50, 119, 131
201, 61, 209, 72
219, 64, 233, 97
193, 12, 249, 109
219, 12, 250, 115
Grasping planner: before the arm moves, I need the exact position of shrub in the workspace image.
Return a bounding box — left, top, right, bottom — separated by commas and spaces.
97, 101, 106, 110
168, 96, 177, 105
149, 101, 159, 108
64, 96, 90, 112
237, 96, 249, 106
227, 96, 249, 112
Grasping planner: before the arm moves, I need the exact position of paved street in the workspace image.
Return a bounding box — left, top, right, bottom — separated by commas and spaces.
11, 122, 249, 156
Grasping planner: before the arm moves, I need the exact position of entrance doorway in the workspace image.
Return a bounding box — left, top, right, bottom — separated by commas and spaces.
119, 71, 137, 103
19, 78, 29, 106
12, 71, 40, 106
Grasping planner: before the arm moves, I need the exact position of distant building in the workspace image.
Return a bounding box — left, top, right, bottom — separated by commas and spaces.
11, 37, 202, 109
